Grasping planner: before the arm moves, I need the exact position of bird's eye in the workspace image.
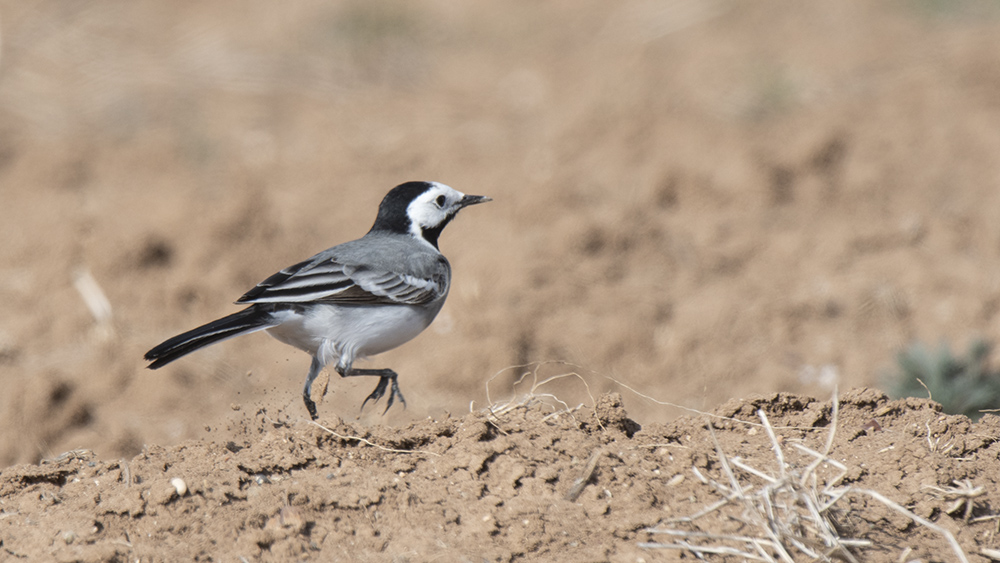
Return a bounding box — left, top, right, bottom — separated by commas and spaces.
435, 195, 447, 207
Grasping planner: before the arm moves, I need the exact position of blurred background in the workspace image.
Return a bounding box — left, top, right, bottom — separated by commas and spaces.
2, 0, 1000, 465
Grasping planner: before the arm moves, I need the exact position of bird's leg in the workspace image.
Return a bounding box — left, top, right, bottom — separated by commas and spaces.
302, 356, 325, 421
335, 366, 407, 414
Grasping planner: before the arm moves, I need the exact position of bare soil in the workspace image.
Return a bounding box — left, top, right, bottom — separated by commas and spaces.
3, 0, 1000, 560
4, 390, 1000, 561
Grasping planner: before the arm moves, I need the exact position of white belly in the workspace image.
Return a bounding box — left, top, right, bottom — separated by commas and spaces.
264, 302, 443, 369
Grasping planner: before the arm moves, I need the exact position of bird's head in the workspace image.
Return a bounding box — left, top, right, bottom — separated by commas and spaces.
370, 181, 491, 249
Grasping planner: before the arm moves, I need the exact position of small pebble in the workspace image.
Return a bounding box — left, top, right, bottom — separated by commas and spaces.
170, 477, 187, 496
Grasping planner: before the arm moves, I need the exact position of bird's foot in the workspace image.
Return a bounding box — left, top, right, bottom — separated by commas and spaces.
303, 393, 319, 421
361, 375, 407, 414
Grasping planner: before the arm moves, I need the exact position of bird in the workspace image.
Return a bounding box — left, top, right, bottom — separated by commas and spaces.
144, 181, 491, 420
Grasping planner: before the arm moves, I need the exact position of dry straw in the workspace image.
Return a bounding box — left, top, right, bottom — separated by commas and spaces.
640, 391, 970, 562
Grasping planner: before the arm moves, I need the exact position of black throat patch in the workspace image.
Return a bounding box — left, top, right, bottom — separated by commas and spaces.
419, 214, 455, 249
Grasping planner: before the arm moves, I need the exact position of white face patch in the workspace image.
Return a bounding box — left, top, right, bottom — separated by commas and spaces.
406, 182, 467, 243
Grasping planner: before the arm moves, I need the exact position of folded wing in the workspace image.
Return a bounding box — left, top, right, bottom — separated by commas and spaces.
236, 256, 445, 306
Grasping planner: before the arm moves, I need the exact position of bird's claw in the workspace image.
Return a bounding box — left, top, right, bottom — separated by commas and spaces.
361, 376, 407, 414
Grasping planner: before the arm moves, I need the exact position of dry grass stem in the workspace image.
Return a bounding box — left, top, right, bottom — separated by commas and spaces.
851, 488, 968, 563
482, 362, 597, 425
73, 268, 115, 339
640, 390, 972, 562
607, 373, 842, 433
981, 547, 1000, 559
924, 479, 985, 522
309, 421, 440, 457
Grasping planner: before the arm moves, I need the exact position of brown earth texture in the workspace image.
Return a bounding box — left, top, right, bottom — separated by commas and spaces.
3, 0, 1000, 561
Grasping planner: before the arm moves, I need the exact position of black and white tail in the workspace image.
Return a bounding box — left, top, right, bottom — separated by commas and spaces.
145, 306, 276, 369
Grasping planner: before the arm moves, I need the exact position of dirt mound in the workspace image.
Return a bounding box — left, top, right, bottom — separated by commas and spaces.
2, 389, 996, 561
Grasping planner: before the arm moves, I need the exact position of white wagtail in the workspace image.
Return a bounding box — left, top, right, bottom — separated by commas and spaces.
144, 181, 491, 420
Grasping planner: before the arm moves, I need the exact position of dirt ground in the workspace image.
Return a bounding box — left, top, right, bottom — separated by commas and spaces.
2, 0, 1000, 560
4, 390, 1000, 561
